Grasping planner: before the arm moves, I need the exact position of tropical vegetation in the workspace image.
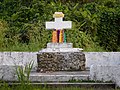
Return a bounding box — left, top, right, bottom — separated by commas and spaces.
0, 0, 120, 51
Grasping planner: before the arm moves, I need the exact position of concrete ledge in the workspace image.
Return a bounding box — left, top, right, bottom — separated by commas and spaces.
0, 52, 120, 69
85, 52, 120, 68
0, 52, 37, 71
47, 43, 73, 48
29, 71, 89, 82
90, 65, 120, 87
0, 52, 120, 87
39, 48, 83, 52
0, 65, 22, 81
0, 66, 90, 82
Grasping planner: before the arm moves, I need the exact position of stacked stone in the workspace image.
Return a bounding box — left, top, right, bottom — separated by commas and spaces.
37, 52, 86, 73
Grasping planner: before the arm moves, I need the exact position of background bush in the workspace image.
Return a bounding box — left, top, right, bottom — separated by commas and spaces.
0, 0, 120, 51
97, 4, 120, 51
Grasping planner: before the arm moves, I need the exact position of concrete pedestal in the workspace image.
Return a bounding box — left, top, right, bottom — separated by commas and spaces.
37, 43, 85, 72
47, 43, 73, 48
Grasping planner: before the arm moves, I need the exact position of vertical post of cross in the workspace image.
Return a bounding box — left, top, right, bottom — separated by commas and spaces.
46, 12, 72, 43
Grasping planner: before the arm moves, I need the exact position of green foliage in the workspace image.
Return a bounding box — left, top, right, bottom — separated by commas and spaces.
0, 82, 118, 90
66, 28, 104, 51
15, 61, 34, 89
0, 0, 120, 51
0, 20, 8, 49
0, 85, 96, 90
96, 2, 120, 51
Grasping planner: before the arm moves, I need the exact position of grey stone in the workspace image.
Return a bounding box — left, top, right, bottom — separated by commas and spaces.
90, 65, 115, 81
40, 48, 83, 52
0, 52, 37, 71
0, 65, 22, 81
1, 52, 120, 70
85, 52, 120, 68
1, 52, 120, 87
29, 71, 89, 82
47, 43, 73, 48
90, 65, 120, 87
37, 52, 86, 72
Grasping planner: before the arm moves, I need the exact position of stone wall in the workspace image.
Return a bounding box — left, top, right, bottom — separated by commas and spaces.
37, 52, 86, 72
90, 65, 120, 87
0, 52, 120, 86
0, 52, 120, 69
85, 52, 120, 68
0, 52, 37, 71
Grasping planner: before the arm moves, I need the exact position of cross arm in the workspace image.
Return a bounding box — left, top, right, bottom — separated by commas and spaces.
46, 21, 72, 30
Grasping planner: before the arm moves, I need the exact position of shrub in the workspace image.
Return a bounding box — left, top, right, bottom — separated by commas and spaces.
97, 4, 120, 51
0, 0, 120, 51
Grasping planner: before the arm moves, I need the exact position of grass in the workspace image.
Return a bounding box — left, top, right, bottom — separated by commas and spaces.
68, 78, 113, 83
0, 84, 118, 90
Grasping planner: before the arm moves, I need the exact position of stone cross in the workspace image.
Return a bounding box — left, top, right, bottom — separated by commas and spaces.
46, 12, 72, 30
45, 12, 72, 43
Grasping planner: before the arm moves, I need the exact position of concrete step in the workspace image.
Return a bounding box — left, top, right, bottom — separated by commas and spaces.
13, 71, 115, 89
29, 71, 90, 82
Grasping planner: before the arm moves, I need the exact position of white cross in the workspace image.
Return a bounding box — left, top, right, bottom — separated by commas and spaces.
46, 12, 72, 30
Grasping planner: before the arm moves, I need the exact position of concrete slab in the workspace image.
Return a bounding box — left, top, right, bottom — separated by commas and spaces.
0, 65, 90, 82
28, 71, 90, 82
85, 52, 120, 68
39, 48, 83, 52
1, 52, 120, 69
90, 65, 120, 87
0, 65, 22, 81
47, 43, 73, 48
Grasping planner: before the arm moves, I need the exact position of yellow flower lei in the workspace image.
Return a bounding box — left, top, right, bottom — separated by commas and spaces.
53, 12, 64, 18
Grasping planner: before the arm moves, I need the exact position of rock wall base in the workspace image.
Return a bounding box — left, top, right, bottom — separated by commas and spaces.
37, 52, 86, 72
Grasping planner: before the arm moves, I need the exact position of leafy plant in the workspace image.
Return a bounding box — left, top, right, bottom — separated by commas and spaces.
15, 61, 34, 89
0, 19, 8, 49
0, 0, 120, 51
97, 5, 120, 51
